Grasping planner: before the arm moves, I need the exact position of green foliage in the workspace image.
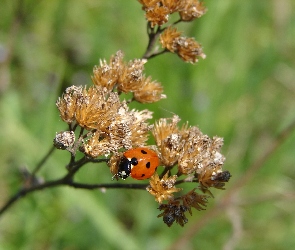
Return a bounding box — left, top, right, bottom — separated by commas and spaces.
1, 0, 295, 249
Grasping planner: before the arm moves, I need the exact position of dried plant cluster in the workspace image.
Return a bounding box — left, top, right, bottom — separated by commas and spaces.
140, 0, 207, 63
54, 0, 231, 227
55, 51, 164, 157
55, 49, 230, 227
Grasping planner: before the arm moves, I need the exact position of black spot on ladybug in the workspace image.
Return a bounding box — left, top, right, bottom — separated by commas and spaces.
141, 174, 145, 177
146, 162, 151, 168
141, 149, 147, 154
130, 157, 138, 166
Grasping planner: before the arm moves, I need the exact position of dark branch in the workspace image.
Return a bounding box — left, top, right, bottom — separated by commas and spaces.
0, 174, 148, 217
69, 182, 148, 190
142, 24, 165, 59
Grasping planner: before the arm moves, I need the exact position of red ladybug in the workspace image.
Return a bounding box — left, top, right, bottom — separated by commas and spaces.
117, 147, 159, 180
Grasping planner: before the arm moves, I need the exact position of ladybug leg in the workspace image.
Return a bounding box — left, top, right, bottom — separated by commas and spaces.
112, 173, 120, 181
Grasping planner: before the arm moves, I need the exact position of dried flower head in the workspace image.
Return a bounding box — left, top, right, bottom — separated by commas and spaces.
81, 133, 114, 158
128, 109, 154, 146
92, 50, 124, 93
75, 86, 123, 130
157, 189, 209, 227
53, 131, 75, 150
117, 58, 147, 93
181, 188, 208, 214
160, 26, 206, 63
152, 115, 182, 166
108, 152, 124, 178
56, 86, 84, 124
138, 0, 184, 27
178, 131, 227, 189
80, 107, 153, 158
158, 200, 188, 227
57, 85, 154, 158
177, 126, 209, 175
179, 0, 207, 21
133, 76, 167, 103
152, 115, 228, 191
91, 51, 165, 103
147, 172, 182, 203
198, 168, 231, 190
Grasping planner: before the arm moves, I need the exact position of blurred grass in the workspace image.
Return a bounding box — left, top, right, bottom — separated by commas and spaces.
1, 0, 295, 249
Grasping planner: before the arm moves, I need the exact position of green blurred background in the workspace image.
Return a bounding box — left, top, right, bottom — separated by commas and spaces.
0, 0, 295, 249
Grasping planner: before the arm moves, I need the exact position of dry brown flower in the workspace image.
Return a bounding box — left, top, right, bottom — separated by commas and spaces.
108, 152, 124, 178
152, 115, 228, 192
133, 76, 166, 103
138, 0, 184, 27
160, 26, 182, 52
74, 87, 122, 130
198, 168, 231, 190
57, 83, 154, 158
53, 131, 75, 150
179, 0, 207, 21
192, 136, 228, 189
157, 189, 209, 227
176, 36, 206, 63
160, 26, 206, 63
91, 51, 165, 103
152, 115, 182, 166
92, 51, 147, 93
145, 5, 170, 27
91, 51, 124, 93
81, 133, 113, 158
178, 131, 227, 189
56, 85, 84, 124
81, 106, 153, 158
177, 126, 207, 174
147, 172, 182, 203
158, 200, 188, 227
117, 58, 147, 93
181, 188, 208, 214
128, 109, 154, 146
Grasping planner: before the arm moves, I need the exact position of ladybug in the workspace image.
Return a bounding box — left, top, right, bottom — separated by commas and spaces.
117, 147, 159, 180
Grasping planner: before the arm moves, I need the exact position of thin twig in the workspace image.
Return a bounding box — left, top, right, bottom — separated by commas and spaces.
31, 146, 55, 176
144, 49, 169, 60
69, 182, 148, 190
0, 178, 65, 216
142, 24, 164, 59
0, 176, 148, 217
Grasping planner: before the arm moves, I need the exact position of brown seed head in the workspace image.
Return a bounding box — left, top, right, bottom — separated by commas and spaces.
56, 86, 83, 124
158, 200, 188, 227
179, 0, 207, 21
147, 172, 182, 203
134, 76, 166, 103
152, 115, 182, 166
160, 26, 206, 63
92, 51, 124, 92
53, 131, 75, 150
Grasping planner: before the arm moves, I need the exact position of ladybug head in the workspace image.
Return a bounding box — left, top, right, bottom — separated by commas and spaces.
117, 157, 132, 179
